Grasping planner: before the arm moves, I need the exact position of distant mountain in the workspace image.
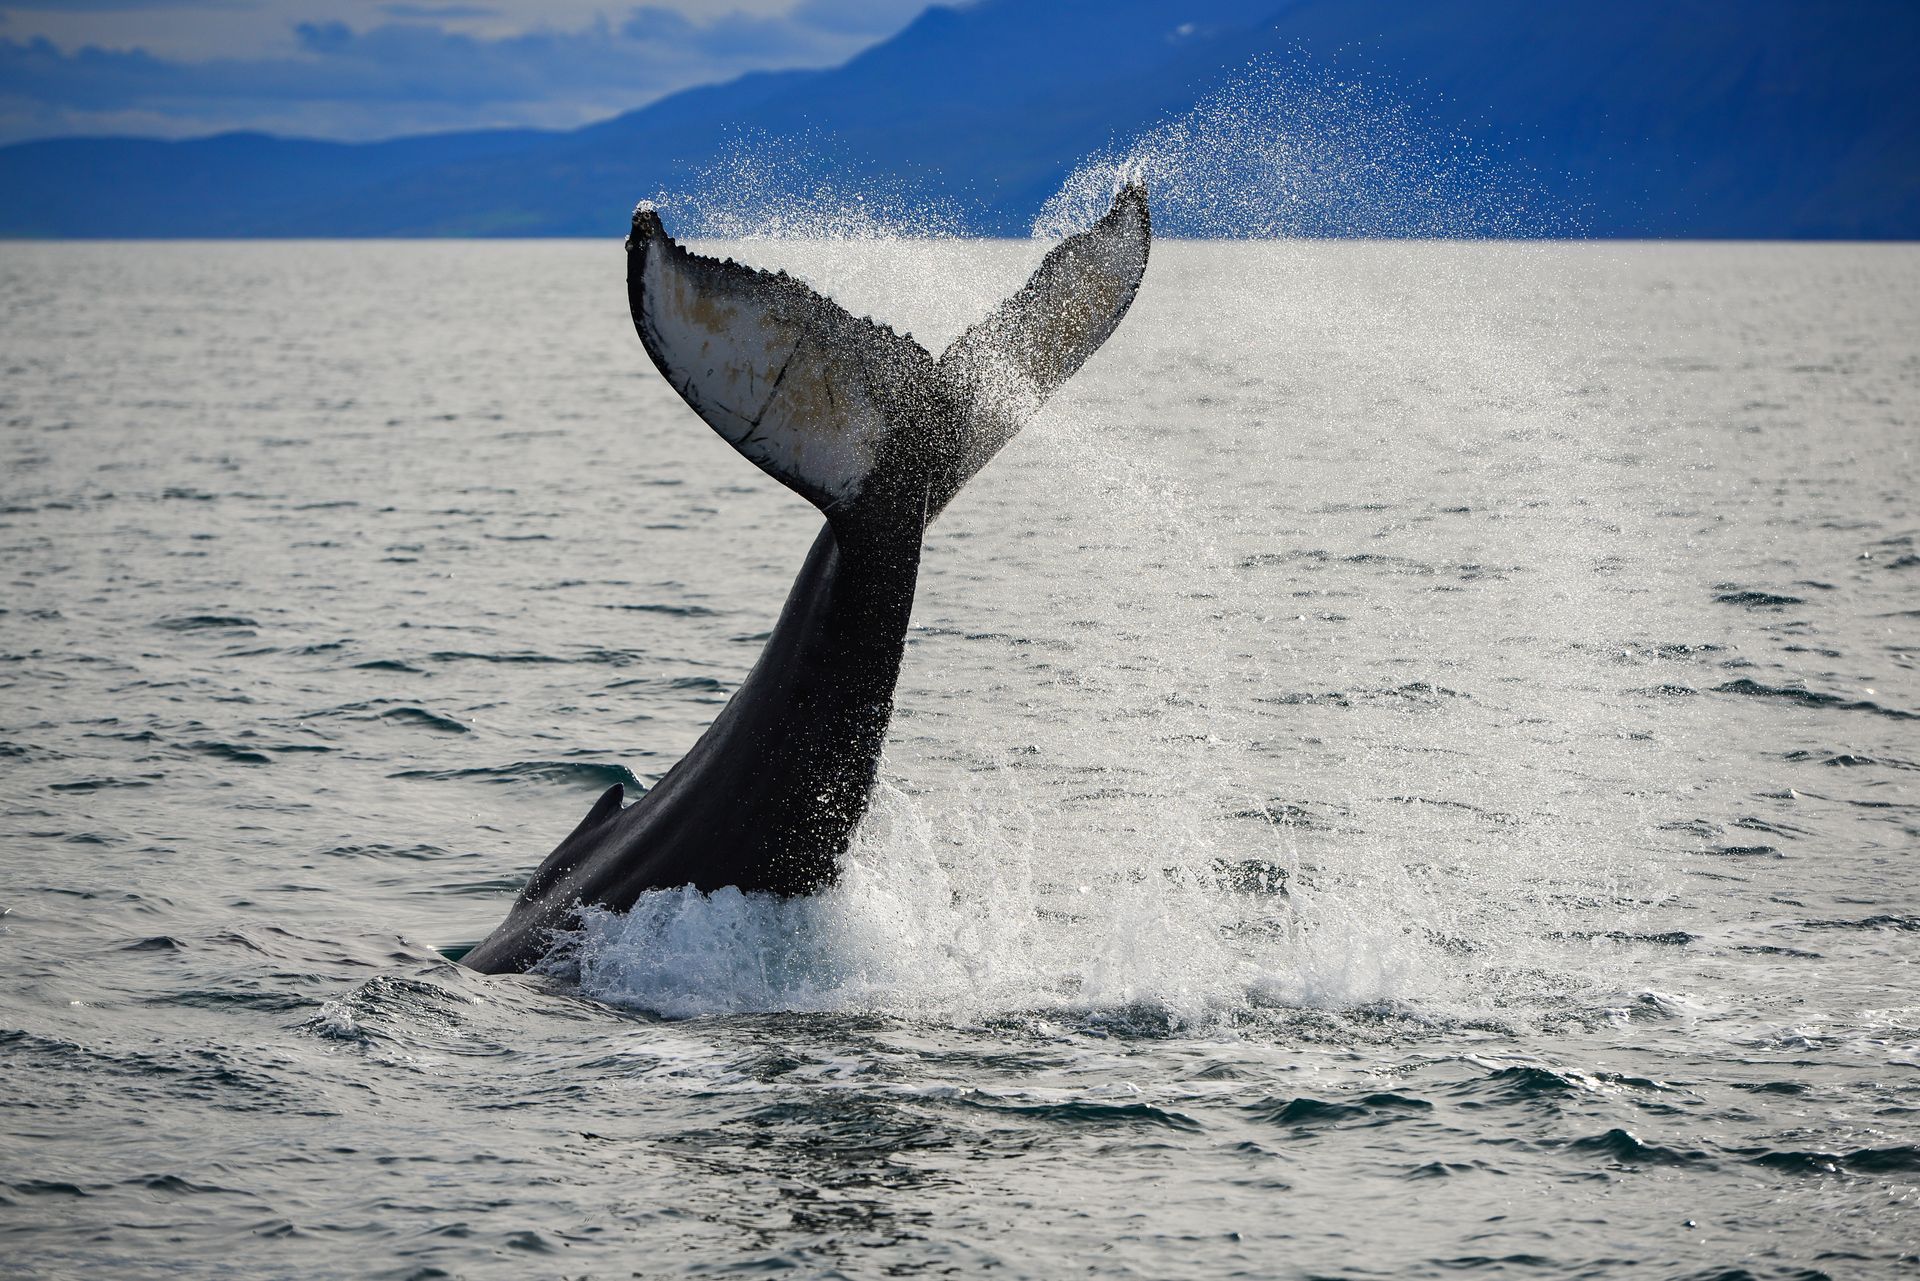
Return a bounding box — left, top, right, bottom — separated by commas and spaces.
3, 0, 1915, 238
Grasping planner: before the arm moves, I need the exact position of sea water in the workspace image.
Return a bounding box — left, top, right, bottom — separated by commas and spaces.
1, 237, 1916, 1278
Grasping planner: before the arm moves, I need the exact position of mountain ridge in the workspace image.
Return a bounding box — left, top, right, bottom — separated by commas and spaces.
2, 0, 1914, 239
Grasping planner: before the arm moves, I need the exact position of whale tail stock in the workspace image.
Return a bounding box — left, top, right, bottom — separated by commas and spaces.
625, 183, 1152, 542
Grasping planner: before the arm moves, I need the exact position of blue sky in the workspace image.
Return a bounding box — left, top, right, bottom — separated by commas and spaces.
0, 0, 932, 144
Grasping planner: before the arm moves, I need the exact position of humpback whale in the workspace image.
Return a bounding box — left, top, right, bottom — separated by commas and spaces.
461, 185, 1151, 974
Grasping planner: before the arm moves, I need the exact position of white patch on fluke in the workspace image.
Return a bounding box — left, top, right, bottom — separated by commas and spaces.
636, 234, 919, 509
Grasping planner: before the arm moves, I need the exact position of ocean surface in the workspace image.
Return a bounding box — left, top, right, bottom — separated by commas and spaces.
1, 238, 1915, 1279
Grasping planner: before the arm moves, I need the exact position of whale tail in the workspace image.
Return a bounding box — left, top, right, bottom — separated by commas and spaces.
460, 189, 1147, 974
626, 185, 1150, 534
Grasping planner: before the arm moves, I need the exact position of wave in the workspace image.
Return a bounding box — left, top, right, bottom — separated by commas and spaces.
1565, 1127, 1711, 1167
152, 614, 259, 632
390, 760, 642, 791
598, 602, 717, 617
1714, 678, 1918, 721
1244, 1092, 1432, 1129
50, 775, 158, 792
1745, 1144, 1920, 1176
377, 707, 470, 734
1712, 588, 1804, 609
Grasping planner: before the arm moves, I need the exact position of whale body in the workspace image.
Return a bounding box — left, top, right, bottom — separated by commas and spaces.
461, 186, 1151, 974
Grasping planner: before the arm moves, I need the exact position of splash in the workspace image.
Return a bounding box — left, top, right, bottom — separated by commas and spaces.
561, 53, 1659, 1030
1035, 57, 1562, 241
646, 131, 967, 241
551, 780, 1283, 1026
557, 744, 1653, 1032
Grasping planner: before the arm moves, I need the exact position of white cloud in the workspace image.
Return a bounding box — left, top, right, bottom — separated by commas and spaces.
0, 0, 931, 142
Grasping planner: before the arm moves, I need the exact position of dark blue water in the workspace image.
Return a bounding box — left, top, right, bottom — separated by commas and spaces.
2, 239, 1916, 1279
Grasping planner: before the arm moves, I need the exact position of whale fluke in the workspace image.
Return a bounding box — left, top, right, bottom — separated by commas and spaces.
628, 183, 1151, 532
460, 186, 1150, 975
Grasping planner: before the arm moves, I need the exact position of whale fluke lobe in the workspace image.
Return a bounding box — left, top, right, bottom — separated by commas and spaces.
461, 186, 1151, 975
934, 183, 1151, 508
627, 209, 940, 524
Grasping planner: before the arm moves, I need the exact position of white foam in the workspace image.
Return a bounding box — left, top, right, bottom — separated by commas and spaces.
553, 772, 1643, 1029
